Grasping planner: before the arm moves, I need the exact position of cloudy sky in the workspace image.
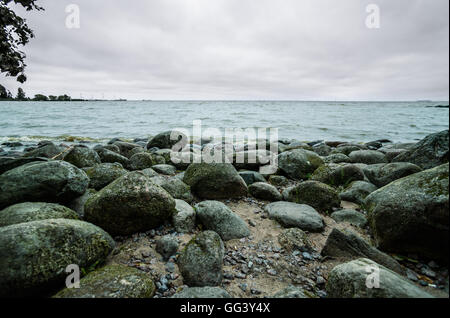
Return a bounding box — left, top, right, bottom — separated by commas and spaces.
2, 0, 449, 100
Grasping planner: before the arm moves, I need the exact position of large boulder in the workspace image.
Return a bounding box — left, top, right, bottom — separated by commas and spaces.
127, 152, 165, 171
284, 181, 340, 214
349, 150, 388, 165
0, 161, 89, 209
0, 202, 79, 227
63, 146, 101, 168
172, 286, 231, 298
0, 219, 115, 297
147, 130, 186, 150
392, 130, 449, 169
323, 153, 352, 164
23, 142, 64, 159
178, 231, 224, 287
194, 201, 250, 241
321, 228, 403, 274
0, 156, 48, 175
112, 141, 142, 158
239, 170, 266, 186
83, 163, 128, 190
183, 163, 248, 199
149, 175, 194, 203
264, 202, 324, 232
248, 182, 282, 201
365, 163, 449, 263
363, 162, 422, 188
53, 265, 155, 298
339, 181, 378, 205
172, 199, 196, 233
311, 164, 365, 187
326, 258, 433, 298
84, 172, 176, 236
278, 149, 324, 180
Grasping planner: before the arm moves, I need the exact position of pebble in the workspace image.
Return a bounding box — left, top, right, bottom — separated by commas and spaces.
248, 220, 257, 227
165, 262, 175, 273
267, 269, 277, 276
420, 266, 436, 278
406, 269, 418, 282
235, 272, 247, 279
239, 283, 248, 292
302, 252, 312, 260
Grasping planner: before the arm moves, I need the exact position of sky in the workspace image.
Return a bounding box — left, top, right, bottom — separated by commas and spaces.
1, 0, 449, 101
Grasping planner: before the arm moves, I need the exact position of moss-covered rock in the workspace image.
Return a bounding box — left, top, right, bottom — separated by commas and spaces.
239, 170, 267, 186
84, 171, 176, 236
326, 258, 433, 298
63, 146, 101, 168
0, 219, 115, 297
173, 199, 196, 233
311, 163, 365, 187
278, 149, 324, 180
365, 163, 449, 263
23, 142, 64, 159
0, 202, 79, 226
0, 156, 49, 175
362, 162, 422, 187
127, 152, 165, 171
95, 147, 130, 166
323, 153, 352, 164
53, 265, 155, 298
330, 209, 367, 228
149, 175, 194, 203
195, 201, 250, 241
83, 163, 128, 190
178, 231, 224, 287
248, 182, 282, 201
112, 141, 142, 158
278, 228, 312, 252
0, 161, 89, 209
284, 181, 340, 214
339, 181, 378, 205
183, 163, 248, 199
152, 164, 177, 175
348, 150, 388, 165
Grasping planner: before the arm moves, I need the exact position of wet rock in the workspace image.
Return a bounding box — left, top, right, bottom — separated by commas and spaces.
84, 171, 176, 236
363, 162, 422, 187
127, 152, 165, 171
23, 142, 64, 159
248, 182, 282, 201
0, 156, 49, 175
83, 163, 128, 190
156, 235, 179, 261
284, 181, 340, 214
0, 219, 114, 297
321, 228, 404, 274
95, 147, 130, 167
330, 209, 367, 228
268, 175, 289, 186
348, 150, 388, 165
63, 146, 101, 168
112, 141, 142, 158
311, 163, 365, 187
66, 188, 97, 218
326, 258, 433, 298
172, 199, 196, 233
178, 231, 224, 287
146, 130, 186, 150
183, 163, 248, 199
239, 170, 267, 186
195, 201, 250, 241
0, 161, 89, 209
323, 153, 352, 164
365, 163, 449, 263
278, 149, 324, 180
149, 175, 194, 203
152, 164, 177, 175
53, 265, 155, 298
339, 181, 378, 205
264, 202, 324, 232
392, 130, 449, 169
0, 202, 79, 227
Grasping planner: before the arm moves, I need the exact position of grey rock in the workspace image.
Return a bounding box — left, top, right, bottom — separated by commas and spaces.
273, 286, 313, 298
127, 152, 165, 171
278, 228, 312, 252
0, 156, 48, 175
156, 235, 179, 261
339, 181, 378, 205
173, 199, 196, 233
149, 175, 194, 203
248, 182, 282, 201
330, 209, 367, 228
264, 201, 324, 232
239, 170, 266, 186
152, 164, 177, 175
95, 147, 130, 167
284, 181, 340, 214
349, 150, 388, 165
82, 163, 128, 190
172, 286, 231, 298
63, 146, 101, 168
278, 149, 324, 180
311, 163, 365, 187
363, 162, 422, 187
146, 130, 186, 150
323, 153, 352, 164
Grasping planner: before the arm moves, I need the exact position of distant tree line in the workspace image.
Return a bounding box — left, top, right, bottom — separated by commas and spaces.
0, 84, 79, 101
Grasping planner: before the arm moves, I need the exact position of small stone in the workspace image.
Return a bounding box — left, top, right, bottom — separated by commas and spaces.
406, 269, 418, 282
267, 269, 277, 276
165, 262, 176, 273
316, 276, 326, 285
239, 283, 248, 292
419, 280, 429, 287
421, 266, 436, 278
248, 220, 256, 227
235, 272, 247, 279
248, 261, 254, 269
302, 252, 312, 260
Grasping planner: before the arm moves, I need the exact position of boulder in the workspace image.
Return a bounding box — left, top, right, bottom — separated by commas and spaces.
146, 130, 186, 150
127, 152, 165, 171
95, 147, 130, 166
23, 143, 64, 159
339, 181, 378, 205
172, 286, 231, 298
83, 163, 128, 190
321, 229, 404, 274
392, 130, 449, 169
178, 231, 224, 287
365, 164, 449, 263
331, 145, 364, 156
0, 219, 114, 297
194, 201, 250, 241
326, 258, 433, 298
53, 265, 155, 298
268, 175, 289, 187
0, 161, 89, 209
172, 199, 196, 233
239, 170, 266, 186
248, 182, 282, 201
264, 202, 324, 232
278, 149, 324, 180
363, 162, 422, 187
323, 153, 352, 164
311, 164, 365, 187
0, 202, 79, 227
183, 163, 248, 199
63, 146, 101, 168
152, 164, 177, 175
149, 175, 194, 203
330, 209, 367, 228
84, 172, 176, 236
112, 141, 142, 158
66, 188, 97, 218
0, 156, 48, 175
284, 181, 340, 214
349, 150, 388, 165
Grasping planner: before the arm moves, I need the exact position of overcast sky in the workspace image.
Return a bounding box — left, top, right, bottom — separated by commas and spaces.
1, 0, 449, 100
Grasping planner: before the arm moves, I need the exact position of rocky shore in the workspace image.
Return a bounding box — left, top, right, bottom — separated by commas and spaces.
0, 129, 448, 298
